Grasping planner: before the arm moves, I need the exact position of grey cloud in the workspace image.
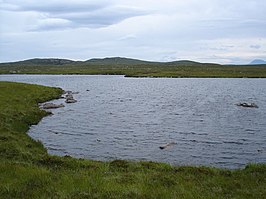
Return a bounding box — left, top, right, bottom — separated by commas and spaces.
20, 1, 108, 14
55, 6, 147, 28
118, 34, 137, 41
1, 0, 108, 12
30, 18, 73, 31
250, 44, 261, 49
1, 1, 149, 30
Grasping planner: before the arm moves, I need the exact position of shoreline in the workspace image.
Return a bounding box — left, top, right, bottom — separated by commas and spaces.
1, 73, 266, 79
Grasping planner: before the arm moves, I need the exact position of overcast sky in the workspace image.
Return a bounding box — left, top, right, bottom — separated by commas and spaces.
0, 0, 265, 64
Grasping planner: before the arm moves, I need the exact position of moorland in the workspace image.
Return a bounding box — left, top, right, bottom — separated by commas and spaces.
1, 57, 266, 78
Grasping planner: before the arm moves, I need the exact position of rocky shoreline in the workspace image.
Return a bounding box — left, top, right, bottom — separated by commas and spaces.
41, 90, 78, 109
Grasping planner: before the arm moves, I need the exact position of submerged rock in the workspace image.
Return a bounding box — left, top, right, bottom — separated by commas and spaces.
65, 98, 77, 103
236, 102, 258, 108
159, 142, 177, 150
42, 103, 65, 109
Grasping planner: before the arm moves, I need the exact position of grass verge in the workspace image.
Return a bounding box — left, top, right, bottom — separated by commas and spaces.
0, 81, 265, 198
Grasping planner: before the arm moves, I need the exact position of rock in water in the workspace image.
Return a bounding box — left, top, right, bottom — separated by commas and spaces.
159, 142, 177, 150
62, 90, 79, 102
65, 93, 77, 103
42, 103, 65, 109
65, 98, 77, 103
65, 94, 74, 99
236, 102, 258, 108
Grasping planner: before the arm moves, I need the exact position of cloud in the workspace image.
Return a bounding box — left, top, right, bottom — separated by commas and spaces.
118, 34, 137, 41
1, 0, 149, 30
54, 6, 148, 28
1, 0, 108, 13
250, 44, 261, 49
31, 18, 73, 31
1, 0, 266, 64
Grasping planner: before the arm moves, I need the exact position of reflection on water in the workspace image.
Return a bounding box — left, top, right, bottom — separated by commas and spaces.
1, 75, 266, 169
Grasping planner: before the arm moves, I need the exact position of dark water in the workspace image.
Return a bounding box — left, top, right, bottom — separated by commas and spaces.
1, 75, 265, 169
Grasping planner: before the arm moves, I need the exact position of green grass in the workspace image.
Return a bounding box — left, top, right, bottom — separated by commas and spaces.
0, 81, 265, 198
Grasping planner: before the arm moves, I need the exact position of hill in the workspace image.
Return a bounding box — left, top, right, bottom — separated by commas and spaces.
85, 57, 155, 65
249, 59, 266, 65
6, 58, 76, 66
2, 57, 204, 66
0, 57, 266, 77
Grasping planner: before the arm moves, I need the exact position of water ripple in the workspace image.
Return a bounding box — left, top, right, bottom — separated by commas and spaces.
1, 75, 265, 169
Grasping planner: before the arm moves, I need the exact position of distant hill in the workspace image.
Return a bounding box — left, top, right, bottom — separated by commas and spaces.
4, 58, 76, 66
85, 57, 155, 65
1, 57, 266, 78
249, 59, 266, 65
1, 57, 206, 66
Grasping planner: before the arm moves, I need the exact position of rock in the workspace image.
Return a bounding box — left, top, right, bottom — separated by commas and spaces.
65, 94, 74, 99
42, 103, 65, 109
236, 102, 258, 108
159, 142, 177, 150
64, 90, 79, 95
62, 90, 79, 103
65, 93, 77, 103
65, 98, 77, 103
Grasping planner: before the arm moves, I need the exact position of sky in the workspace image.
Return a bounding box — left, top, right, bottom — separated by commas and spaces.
0, 0, 266, 64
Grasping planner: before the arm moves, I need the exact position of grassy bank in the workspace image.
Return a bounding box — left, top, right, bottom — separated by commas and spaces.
0, 81, 265, 198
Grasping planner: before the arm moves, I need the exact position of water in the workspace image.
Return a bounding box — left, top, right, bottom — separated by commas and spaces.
1, 75, 265, 169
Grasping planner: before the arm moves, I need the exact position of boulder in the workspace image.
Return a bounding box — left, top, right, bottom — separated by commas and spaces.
65, 98, 77, 103
159, 142, 177, 150
64, 93, 77, 103
42, 103, 65, 109
65, 94, 74, 99
236, 102, 258, 108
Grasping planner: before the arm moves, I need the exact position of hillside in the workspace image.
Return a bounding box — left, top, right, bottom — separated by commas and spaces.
6, 58, 76, 66
85, 57, 156, 65
250, 59, 266, 65
1, 57, 203, 66
0, 57, 266, 78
